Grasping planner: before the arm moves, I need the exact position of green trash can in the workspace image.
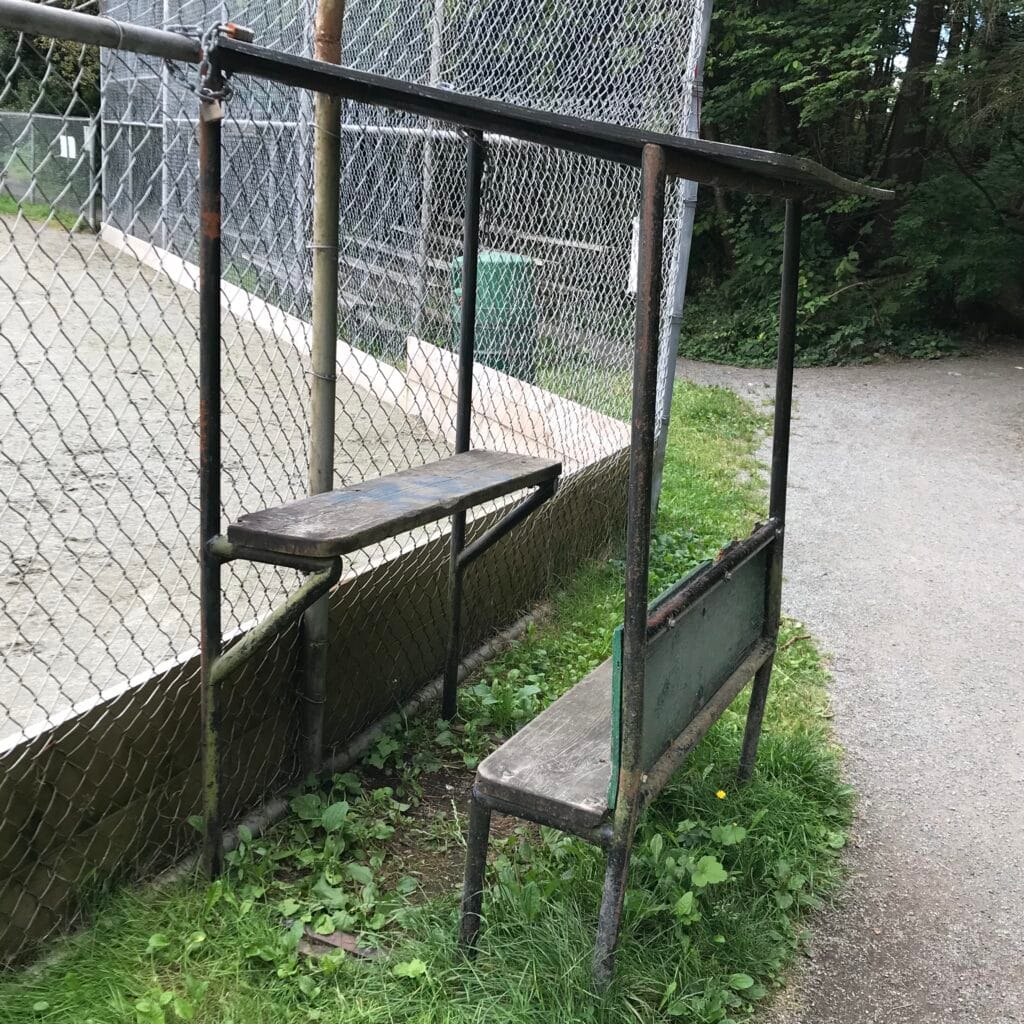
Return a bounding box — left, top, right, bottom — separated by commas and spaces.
451, 251, 536, 382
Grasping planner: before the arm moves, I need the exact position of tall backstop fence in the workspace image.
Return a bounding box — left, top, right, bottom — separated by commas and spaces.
0, 0, 707, 961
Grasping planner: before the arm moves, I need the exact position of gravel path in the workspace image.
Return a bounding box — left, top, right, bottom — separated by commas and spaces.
678, 346, 1024, 1024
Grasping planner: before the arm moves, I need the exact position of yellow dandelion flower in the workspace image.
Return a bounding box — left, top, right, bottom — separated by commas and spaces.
715, 789, 727, 800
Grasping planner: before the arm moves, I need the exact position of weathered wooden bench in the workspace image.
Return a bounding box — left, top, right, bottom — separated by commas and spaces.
459, 519, 781, 975
469, 524, 777, 840
207, 449, 560, 693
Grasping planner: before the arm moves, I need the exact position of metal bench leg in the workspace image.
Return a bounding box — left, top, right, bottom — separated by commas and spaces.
442, 510, 467, 720
459, 793, 491, 953
738, 654, 775, 781
592, 836, 633, 989
739, 201, 800, 783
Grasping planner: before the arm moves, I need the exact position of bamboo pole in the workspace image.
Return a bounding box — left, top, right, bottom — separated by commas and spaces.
302, 0, 346, 778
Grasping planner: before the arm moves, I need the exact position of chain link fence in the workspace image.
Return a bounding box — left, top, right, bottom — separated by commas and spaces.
0, 111, 96, 216
0, 0, 705, 962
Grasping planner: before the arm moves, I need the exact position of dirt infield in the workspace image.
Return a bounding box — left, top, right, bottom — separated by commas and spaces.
0, 215, 445, 745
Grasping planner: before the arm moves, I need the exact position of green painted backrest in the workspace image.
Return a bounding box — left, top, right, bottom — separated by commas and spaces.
608, 546, 770, 807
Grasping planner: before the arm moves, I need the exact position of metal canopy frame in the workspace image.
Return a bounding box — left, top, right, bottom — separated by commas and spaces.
185, 29, 890, 988
214, 37, 891, 202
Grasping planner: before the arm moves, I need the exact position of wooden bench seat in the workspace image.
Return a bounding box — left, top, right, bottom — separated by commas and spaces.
227, 450, 561, 558
476, 659, 613, 834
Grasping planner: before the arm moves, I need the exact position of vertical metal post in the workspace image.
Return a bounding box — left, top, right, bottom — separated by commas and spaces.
301, 0, 346, 779
27, 123, 34, 204
198, 69, 224, 879
88, 114, 102, 232
458, 793, 492, 951
441, 130, 485, 721
594, 143, 666, 989
739, 197, 801, 781
160, 0, 170, 247
765, 199, 801, 531
413, 0, 445, 337
650, 0, 714, 516
618, 144, 666, 797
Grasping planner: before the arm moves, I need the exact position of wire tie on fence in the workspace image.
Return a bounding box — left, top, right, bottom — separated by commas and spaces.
307, 243, 339, 253
312, 124, 342, 141
308, 370, 338, 383
101, 17, 126, 52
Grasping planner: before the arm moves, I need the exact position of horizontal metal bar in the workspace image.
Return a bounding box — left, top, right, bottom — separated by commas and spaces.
210, 558, 342, 685
206, 535, 336, 574
0, 0, 201, 63
637, 637, 775, 806
214, 38, 893, 200
457, 480, 557, 570
126, 118, 539, 151
645, 519, 780, 637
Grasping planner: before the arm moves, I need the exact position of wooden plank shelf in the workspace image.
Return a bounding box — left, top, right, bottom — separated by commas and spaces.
227, 450, 561, 558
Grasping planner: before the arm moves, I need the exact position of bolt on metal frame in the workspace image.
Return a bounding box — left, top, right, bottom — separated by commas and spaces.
189, 26, 890, 964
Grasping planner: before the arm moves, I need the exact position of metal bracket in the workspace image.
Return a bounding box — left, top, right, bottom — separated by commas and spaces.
205, 535, 342, 686
457, 479, 557, 571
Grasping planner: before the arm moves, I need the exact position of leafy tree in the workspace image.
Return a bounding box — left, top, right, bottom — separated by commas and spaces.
683, 0, 1024, 364
1, 1, 99, 115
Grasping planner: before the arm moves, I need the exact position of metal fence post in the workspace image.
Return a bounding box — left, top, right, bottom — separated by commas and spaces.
739, 197, 801, 781
27, 121, 34, 204
650, 0, 714, 516
441, 130, 485, 721
198, 65, 225, 879
413, 0, 445, 338
89, 115, 102, 232
301, 0, 347, 778
594, 142, 667, 988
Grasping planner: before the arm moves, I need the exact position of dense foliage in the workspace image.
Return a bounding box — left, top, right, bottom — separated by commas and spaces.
685, 0, 1024, 364
0, 1, 99, 114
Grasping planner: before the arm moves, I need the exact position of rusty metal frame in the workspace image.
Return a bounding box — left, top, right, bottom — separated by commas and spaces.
213, 37, 892, 201
193, 30, 877, 986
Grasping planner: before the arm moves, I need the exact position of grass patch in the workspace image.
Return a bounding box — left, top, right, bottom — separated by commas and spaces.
0, 382, 850, 1024
0, 194, 86, 231
537, 364, 632, 421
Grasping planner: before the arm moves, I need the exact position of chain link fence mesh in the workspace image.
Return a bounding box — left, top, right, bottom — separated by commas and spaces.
0, 0, 703, 962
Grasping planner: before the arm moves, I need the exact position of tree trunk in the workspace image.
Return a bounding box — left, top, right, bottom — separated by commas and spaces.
702, 123, 736, 272
883, 1, 947, 185
946, 3, 965, 63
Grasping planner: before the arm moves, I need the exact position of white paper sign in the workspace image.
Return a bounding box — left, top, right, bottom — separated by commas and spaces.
628, 215, 639, 294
